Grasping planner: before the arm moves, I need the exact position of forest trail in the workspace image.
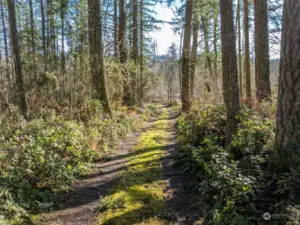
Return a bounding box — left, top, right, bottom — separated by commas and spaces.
36, 105, 202, 225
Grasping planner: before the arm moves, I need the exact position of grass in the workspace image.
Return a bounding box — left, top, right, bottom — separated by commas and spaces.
97, 108, 171, 225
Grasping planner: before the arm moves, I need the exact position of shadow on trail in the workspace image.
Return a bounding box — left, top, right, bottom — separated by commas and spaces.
41, 107, 203, 225
54, 145, 171, 211
95, 109, 203, 225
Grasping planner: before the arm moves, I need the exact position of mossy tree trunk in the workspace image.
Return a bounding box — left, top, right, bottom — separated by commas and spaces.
219, 0, 240, 145
190, 11, 199, 99
119, 0, 131, 106
181, 0, 193, 112
88, 0, 111, 116
131, 0, 138, 104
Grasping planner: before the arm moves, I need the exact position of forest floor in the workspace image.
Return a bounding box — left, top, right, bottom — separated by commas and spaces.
35, 105, 202, 225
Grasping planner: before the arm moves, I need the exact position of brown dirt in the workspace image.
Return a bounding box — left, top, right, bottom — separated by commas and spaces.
162, 108, 203, 225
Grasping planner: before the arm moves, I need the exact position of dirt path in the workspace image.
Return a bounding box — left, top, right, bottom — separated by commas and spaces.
163, 108, 203, 225
36, 106, 202, 225
36, 114, 158, 225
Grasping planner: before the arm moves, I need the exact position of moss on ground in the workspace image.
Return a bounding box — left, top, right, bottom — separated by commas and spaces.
97, 108, 171, 225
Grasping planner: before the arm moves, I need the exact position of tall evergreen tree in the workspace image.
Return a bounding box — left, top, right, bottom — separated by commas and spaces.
88, 0, 111, 115
276, 0, 300, 150
219, 0, 240, 144
181, 0, 193, 112
244, 0, 252, 105
7, 0, 28, 117
254, 0, 271, 102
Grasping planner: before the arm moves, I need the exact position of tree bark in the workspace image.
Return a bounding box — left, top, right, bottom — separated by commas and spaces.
119, 0, 127, 64
40, 0, 46, 71
201, 16, 213, 78
29, 0, 35, 55
61, 0, 66, 74
1, 0, 10, 83
244, 0, 252, 105
139, 0, 144, 105
254, 0, 271, 102
119, 0, 131, 105
178, 26, 183, 96
237, 0, 242, 98
219, 0, 240, 145
276, 0, 300, 150
131, 0, 138, 104
7, 0, 28, 117
181, 0, 193, 112
88, 0, 111, 115
113, 0, 119, 59
190, 13, 199, 99
213, 12, 218, 84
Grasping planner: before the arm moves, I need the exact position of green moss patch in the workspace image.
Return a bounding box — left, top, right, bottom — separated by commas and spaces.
97, 108, 170, 225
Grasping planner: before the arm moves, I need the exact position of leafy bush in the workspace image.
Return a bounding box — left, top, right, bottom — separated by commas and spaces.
177, 105, 227, 148
0, 101, 149, 224
175, 104, 300, 224
1, 117, 95, 192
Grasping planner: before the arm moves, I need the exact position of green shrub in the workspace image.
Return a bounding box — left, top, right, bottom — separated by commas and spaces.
86, 109, 142, 156
177, 105, 227, 148
175, 104, 300, 225
1, 117, 95, 193
0, 101, 149, 224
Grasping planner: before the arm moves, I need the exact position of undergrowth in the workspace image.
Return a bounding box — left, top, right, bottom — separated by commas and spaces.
97, 108, 169, 225
175, 102, 300, 225
0, 100, 151, 225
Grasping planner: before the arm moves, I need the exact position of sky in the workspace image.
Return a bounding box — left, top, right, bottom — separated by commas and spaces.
149, 4, 181, 55
149, 1, 281, 59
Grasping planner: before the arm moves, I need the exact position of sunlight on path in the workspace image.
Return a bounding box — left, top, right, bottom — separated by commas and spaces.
96, 108, 170, 225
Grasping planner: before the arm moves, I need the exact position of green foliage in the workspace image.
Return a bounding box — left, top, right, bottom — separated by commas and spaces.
231, 110, 275, 158
177, 105, 227, 147
175, 104, 300, 225
0, 101, 149, 224
2, 116, 95, 192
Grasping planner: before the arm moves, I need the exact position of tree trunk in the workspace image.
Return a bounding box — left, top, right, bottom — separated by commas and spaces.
276, 0, 300, 150
131, 0, 138, 104
237, 0, 242, 98
254, 0, 271, 102
139, 0, 144, 106
190, 13, 199, 99
244, 0, 252, 105
181, 0, 193, 112
29, 0, 36, 78
201, 16, 213, 78
61, 0, 66, 74
178, 26, 183, 96
213, 12, 218, 85
7, 0, 28, 117
119, 0, 131, 105
113, 0, 119, 59
29, 0, 35, 54
40, 0, 46, 71
219, 0, 240, 145
88, 0, 111, 115
1, 0, 10, 83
